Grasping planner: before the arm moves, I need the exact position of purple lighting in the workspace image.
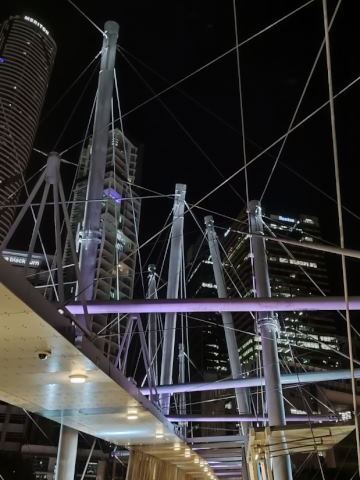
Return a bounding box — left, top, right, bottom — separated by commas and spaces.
103, 188, 121, 204
0, 57, 5, 63
166, 414, 335, 423
65, 295, 360, 315
139, 368, 360, 395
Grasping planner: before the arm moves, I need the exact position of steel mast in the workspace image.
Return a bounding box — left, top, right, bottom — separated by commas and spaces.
248, 200, 293, 480
159, 184, 186, 414
77, 21, 119, 331
55, 21, 119, 480
147, 264, 158, 385
205, 215, 250, 480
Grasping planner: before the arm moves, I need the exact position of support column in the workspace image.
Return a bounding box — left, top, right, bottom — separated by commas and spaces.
96, 460, 107, 480
77, 21, 119, 330
178, 343, 187, 438
248, 200, 292, 480
48, 458, 57, 480
111, 460, 117, 480
147, 264, 158, 385
159, 184, 186, 414
54, 425, 78, 480
56, 21, 119, 479
205, 215, 250, 480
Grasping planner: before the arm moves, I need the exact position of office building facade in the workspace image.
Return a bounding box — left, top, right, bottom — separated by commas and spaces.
223, 209, 342, 373
187, 242, 229, 375
0, 15, 56, 242
0, 15, 56, 474
186, 242, 232, 437
63, 128, 141, 359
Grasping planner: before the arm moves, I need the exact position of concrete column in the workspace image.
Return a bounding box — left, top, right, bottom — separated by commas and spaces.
96, 460, 107, 480
54, 425, 78, 480
48, 458, 57, 480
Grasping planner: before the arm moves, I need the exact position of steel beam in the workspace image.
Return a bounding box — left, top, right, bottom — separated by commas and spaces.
65, 295, 360, 315
167, 414, 336, 423
140, 368, 360, 394
187, 435, 245, 444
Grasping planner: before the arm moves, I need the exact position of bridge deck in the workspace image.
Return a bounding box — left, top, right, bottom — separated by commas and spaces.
0, 257, 214, 478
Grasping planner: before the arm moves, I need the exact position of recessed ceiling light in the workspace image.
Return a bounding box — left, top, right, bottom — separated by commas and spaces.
126, 409, 138, 420
69, 374, 87, 384
127, 414, 138, 420
155, 432, 164, 439
173, 443, 181, 451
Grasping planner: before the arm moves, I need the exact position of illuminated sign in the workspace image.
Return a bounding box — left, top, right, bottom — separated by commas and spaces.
278, 256, 317, 268
2, 250, 46, 268
24, 16, 49, 35
278, 215, 295, 223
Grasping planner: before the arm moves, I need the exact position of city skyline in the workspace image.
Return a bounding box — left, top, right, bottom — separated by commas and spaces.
2, 1, 359, 265
1, 2, 360, 479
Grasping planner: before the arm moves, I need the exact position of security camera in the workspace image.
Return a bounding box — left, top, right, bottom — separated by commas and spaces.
37, 350, 51, 360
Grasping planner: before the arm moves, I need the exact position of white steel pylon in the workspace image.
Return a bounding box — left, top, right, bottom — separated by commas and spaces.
248, 200, 293, 480
147, 264, 158, 385
159, 183, 186, 415
205, 215, 250, 480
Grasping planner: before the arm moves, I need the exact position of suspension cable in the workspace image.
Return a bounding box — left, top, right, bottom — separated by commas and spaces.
67, 0, 106, 37
119, 50, 245, 204
59, 1, 315, 156
189, 70, 360, 213
322, 0, 360, 475
260, 0, 342, 201
40, 51, 101, 124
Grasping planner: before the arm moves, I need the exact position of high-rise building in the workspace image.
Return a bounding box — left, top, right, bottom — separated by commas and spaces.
186, 241, 232, 437
187, 242, 229, 375
64, 128, 141, 358
0, 15, 56, 242
222, 208, 343, 373
0, 15, 56, 472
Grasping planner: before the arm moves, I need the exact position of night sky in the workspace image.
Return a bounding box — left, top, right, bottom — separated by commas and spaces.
2, 0, 360, 298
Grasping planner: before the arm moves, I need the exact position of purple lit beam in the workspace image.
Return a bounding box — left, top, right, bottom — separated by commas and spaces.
167, 414, 335, 423
140, 368, 360, 395
65, 296, 360, 315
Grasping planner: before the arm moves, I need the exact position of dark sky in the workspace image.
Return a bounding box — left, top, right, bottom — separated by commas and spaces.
2, 0, 360, 295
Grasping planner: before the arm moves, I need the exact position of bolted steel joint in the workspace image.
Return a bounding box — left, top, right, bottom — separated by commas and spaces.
257, 314, 279, 333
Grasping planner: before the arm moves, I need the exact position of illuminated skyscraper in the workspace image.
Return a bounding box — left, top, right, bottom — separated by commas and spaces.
0, 14, 56, 460
0, 15, 56, 242
64, 129, 141, 358
223, 210, 343, 372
